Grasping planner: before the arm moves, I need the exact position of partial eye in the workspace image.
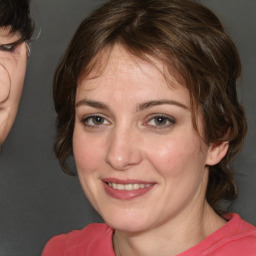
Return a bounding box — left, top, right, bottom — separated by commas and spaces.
151, 116, 168, 126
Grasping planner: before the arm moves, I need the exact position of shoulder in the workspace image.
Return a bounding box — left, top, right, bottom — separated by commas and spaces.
181, 213, 256, 256
228, 214, 256, 251
42, 223, 114, 256
206, 213, 256, 255
225, 213, 256, 237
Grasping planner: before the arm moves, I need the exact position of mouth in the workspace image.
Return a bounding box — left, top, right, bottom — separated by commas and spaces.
107, 182, 152, 191
102, 179, 155, 200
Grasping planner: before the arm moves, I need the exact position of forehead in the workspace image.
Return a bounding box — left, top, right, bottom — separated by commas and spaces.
79, 44, 183, 91
77, 45, 191, 109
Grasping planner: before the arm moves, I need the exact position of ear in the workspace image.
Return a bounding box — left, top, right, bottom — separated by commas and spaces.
206, 141, 229, 166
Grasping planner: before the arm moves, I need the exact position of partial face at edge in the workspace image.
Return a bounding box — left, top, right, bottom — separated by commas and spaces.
73, 45, 227, 233
0, 26, 28, 144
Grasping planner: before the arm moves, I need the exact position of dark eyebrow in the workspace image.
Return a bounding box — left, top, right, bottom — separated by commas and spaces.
76, 99, 188, 111
75, 99, 110, 110
136, 100, 188, 112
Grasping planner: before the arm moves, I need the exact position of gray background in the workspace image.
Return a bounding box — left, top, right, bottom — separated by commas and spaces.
0, 0, 255, 255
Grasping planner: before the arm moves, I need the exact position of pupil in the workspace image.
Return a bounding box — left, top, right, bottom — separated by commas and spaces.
156, 117, 166, 125
93, 116, 103, 124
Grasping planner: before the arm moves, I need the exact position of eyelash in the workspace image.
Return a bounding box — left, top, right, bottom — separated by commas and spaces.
80, 114, 176, 130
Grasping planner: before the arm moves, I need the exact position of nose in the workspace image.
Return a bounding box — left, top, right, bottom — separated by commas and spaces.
105, 126, 143, 171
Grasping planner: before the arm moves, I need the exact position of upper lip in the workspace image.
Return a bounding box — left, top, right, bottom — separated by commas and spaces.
102, 178, 155, 185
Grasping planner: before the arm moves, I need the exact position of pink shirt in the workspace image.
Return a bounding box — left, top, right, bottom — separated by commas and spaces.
42, 213, 256, 256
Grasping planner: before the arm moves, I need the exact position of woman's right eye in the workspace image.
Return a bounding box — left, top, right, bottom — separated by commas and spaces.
0, 43, 16, 52
81, 115, 110, 127
0, 37, 25, 53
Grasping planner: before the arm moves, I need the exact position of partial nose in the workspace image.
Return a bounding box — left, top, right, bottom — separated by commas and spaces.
105, 127, 143, 171
0, 64, 11, 103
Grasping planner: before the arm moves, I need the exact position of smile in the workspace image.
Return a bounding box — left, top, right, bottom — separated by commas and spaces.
102, 180, 155, 200
107, 182, 152, 191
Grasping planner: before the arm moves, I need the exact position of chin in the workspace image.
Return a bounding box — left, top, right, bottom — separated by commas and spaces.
100, 208, 153, 233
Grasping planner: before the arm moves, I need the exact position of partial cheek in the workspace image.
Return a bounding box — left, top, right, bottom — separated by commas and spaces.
0, 64, 11, 102
11, 70, 26, 102
146, 137, 201, 178
73, 131, 104, 174
73, 141, 91, 173
14, 58, 27, 89
147, 141, 183, 176
4, 56, 27, 100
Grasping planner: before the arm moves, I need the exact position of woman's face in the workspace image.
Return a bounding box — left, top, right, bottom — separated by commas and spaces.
0, 26, 28, 144
73, 45, 226, 233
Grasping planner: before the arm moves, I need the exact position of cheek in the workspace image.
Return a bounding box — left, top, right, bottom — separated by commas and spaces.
0, 64, 11, 102
145, 133, 206, 178
10, 58, 27, 96
73, 127, 105, 174
0, 54, 27, 101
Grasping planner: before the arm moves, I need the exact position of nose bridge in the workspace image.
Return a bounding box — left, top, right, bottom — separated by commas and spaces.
105, 122, 142, 170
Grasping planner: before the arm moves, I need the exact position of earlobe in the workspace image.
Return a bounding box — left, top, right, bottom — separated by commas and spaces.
206, 141, 229, 166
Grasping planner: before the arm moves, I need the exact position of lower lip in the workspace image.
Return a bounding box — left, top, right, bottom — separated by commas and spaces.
103, 182, 154, 200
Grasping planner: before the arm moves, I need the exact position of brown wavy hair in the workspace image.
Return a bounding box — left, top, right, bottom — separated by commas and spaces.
53, 0, 247, 211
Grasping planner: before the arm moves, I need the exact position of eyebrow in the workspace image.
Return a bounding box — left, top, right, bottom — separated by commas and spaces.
76, 100, 110, 110
136, 100, 188, 111
76, 99, 188, 111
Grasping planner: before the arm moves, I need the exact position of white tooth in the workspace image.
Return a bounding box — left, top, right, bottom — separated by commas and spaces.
124, 184, 133, 191
109, 183, 152, 190
116, 184, 124, 190
134, 184, 140, 189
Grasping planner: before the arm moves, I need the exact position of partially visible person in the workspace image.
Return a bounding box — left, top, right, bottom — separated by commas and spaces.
43, 0, 256, 255
0, 0, 34, 147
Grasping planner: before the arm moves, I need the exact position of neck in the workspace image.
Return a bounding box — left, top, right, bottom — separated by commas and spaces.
113, 202, 226, 256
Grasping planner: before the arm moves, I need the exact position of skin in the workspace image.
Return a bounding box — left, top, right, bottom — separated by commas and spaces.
0, 26, 28, 144
73, 45, 228, 256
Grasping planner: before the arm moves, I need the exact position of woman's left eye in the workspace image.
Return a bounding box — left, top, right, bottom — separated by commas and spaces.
81, 115, 110, 127
145, 115, 176, 128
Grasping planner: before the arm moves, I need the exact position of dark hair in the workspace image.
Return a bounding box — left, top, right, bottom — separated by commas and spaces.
0, 0, 34, 41
53, 0, 247, 211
